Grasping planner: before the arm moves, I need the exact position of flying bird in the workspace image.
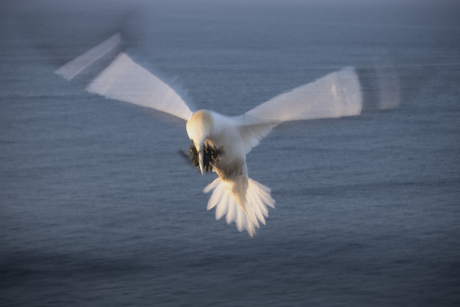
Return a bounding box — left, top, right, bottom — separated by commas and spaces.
56, 33, 365, 236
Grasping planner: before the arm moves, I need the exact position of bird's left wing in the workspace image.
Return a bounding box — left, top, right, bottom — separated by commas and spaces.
236, 67, 362, 153
245, 67, 362, 122
55, 33, 194, 121
234, 115, 280, 154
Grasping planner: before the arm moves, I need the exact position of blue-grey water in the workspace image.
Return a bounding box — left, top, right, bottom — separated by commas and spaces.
1, 0, 459, 306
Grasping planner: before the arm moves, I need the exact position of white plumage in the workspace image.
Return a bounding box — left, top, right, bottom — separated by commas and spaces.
56, 34, 365, 237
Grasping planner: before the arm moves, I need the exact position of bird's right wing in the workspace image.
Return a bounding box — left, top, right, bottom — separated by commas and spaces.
245, 67, 362, 122
55, 33, 194, 121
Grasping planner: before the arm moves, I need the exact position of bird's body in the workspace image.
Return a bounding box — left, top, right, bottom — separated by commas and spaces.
55, 33, 384, 236
186, 110, 277, 236
187, 110, 252, 179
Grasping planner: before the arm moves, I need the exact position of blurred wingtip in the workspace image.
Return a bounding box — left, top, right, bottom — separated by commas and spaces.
55, 33, 122, 81
357, 56, 401, 114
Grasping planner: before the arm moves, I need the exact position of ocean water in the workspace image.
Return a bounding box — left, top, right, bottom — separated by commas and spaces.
1, 0, 459, 306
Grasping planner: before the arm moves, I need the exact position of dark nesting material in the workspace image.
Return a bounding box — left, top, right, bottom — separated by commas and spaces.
187, 141, 223, 172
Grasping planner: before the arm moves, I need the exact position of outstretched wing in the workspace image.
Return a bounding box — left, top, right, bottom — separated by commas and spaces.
236, 67, 362, 153
246, 67, 362, 121
55, 33, 194, 121
234, 115, 280, 154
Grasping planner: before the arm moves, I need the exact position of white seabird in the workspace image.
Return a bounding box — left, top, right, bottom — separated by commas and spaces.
56, 34, 365, 237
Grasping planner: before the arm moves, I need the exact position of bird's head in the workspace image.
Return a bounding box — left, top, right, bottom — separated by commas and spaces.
186, 110, 213, 175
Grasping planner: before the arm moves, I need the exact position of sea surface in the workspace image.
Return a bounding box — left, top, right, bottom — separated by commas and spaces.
1, 0, 459, 306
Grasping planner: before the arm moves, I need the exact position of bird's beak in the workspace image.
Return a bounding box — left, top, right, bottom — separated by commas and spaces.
198, 146, 204, 175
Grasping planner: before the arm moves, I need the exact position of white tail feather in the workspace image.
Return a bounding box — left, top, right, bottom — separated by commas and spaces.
203, 177, 275, 237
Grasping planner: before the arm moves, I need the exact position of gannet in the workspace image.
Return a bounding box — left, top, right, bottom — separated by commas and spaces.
56, 34, 364, 236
